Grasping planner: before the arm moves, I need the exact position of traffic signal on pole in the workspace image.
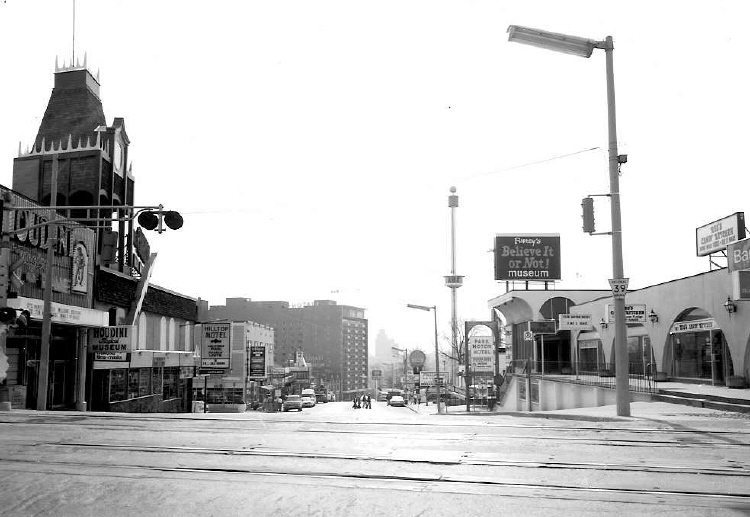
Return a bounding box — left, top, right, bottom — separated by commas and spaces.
137, 209, 183, 233
581, 197, 595, 233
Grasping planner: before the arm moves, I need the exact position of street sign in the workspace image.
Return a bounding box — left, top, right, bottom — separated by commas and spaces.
409, 350, 426, 368
608, 278, 629, 299
371, 369, 382, 378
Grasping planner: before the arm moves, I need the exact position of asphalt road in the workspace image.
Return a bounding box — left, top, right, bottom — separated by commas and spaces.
1, 401, 749, 516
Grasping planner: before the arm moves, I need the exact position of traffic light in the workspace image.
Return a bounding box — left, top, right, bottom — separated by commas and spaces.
137, 209, 183, 234
581, 197, 595, 233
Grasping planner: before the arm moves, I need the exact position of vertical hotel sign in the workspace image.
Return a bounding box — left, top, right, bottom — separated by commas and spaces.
201, 323, 231, 369
494, 234, 561, 281
696, 212, 745, 256
248, 345, 266, 379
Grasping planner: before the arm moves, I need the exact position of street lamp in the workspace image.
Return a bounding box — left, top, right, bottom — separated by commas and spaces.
406, 304, 444, 413
507, 25, 630, 416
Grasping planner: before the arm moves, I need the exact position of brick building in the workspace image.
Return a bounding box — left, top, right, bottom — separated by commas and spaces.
206, 298, 368, 395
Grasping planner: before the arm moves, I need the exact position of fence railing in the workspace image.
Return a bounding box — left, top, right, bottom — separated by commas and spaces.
507, 360, 657, 394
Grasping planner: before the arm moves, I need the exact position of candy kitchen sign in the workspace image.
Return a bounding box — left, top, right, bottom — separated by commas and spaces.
89, 325, 134, 361
696, 212, 746, 257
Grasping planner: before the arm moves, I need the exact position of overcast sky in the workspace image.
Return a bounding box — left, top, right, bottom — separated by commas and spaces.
1, 1, 749, 355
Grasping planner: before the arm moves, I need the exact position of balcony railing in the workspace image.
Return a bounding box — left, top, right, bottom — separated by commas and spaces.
507, 359, 657, 394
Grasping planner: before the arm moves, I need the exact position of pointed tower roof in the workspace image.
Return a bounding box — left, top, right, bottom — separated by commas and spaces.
34, 56, 106, 152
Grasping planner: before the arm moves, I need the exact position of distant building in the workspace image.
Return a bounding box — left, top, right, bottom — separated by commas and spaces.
206, 298, 368, 395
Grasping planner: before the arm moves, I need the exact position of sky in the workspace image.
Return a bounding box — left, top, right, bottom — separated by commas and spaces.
1, 1, 749, 356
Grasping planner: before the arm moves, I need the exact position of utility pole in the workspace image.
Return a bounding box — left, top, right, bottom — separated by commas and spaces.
37, 155, 59, 410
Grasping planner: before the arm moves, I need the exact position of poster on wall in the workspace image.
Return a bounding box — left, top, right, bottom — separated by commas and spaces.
201, 323, 232, 369
494, 234, 561, 281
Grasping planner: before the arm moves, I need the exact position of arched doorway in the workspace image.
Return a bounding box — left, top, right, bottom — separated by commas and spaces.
663, 308, 734, 385
608, 325, 656, 375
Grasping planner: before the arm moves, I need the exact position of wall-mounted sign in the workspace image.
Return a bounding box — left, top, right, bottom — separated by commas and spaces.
529, 320, 556, 335
201, 323, 231, 369
696, 212, 746, 256
670, 318, 716, 334
494, 234, 561, 281
89, 325, 134, 361
248, 345, 266, 379
727, 237, 750, 273
733, 270, 750, 300
559, 314, 592, 330
605, 304, 646, 324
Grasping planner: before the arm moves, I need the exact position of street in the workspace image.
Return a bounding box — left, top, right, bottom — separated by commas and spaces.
1, 402, 749, 516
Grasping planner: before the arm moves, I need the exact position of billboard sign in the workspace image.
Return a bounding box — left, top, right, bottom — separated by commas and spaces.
201, 323, 232, 369
371, 369, 382, 378
89, 325, 134, 361
696, 212, 745, 256
558, 314, 592, 330
728, 237, 750, 273
494, 234, 561, 281
248, 345, 266, 379
605, 304, 646, 324
419, 371, 443, 386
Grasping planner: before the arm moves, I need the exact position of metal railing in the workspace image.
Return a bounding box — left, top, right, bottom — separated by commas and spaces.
508, 360, 657, 394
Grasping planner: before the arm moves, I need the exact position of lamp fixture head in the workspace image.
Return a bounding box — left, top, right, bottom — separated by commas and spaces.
648, 309, 659, 324
724, 296, 737, 314
507, 25, 599, 58
599, 318, 608, 329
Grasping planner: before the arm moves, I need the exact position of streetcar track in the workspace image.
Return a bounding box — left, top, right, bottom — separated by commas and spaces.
1, 455, 748, 502
36, 441, 750, 477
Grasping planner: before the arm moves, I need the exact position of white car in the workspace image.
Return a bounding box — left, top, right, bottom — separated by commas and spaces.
300, 389, 317, 406
301, 396, 316, 408
388, 395, 406, 407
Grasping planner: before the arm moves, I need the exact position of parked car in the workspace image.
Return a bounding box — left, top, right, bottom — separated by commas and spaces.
386, 389, 404, 403
315, 392, 328, 403
388, 395, 406, 407
377, 391, 388, 402
283, 395, 303, 412
301, 395, 316, 408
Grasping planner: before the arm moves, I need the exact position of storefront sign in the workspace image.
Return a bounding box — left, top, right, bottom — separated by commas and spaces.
605, 304, 646, 324
696, 212, 746, 256
201, 323, 231, 369
559, 314, 592, 330
153, 354, 166, 368
494, 234, 561, 281
728, 237, 750, 273
670, 318, 717, 334
8, 297, 108, 326
248, 345, 266, 379
89, 326, 134, 360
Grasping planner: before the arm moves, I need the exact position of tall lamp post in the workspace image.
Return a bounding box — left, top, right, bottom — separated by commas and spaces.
507, 25, 630, 416
406, 304, 444, 413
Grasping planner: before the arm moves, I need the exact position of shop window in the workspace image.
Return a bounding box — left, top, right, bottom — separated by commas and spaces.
138, 368, 151, 397
128, 369, 140, 399
152, 367, 163, 396
110, 369, 128, 402
163, 367, 179, 400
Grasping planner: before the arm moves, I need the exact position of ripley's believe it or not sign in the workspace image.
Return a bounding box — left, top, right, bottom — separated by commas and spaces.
494, 234, 561, 281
